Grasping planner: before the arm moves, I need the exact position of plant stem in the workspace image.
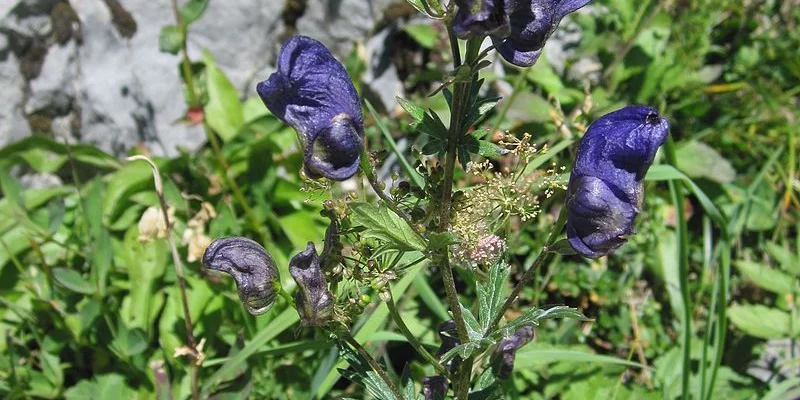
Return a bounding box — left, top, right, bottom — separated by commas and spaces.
128, 156, 200, 400
664, 138, 692, 400
386, 291, 449, 376
489, 208, 567, 332
343, 333, 403, 400
438, 33, 483, 400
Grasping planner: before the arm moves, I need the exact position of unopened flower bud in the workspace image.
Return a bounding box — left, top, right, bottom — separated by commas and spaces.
491, 326, 535, 379
290, 242, 334, 326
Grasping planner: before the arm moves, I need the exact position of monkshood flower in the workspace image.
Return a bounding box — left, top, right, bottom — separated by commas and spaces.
566, 105, 670, 258
435, 320, 461, 373
492, 0, 592, 67
422, 376, 449, 400
453, 0, 509, 39
290, 242, 334, 326
257, 36, 364, 181
203, 237, 279, 315
490, 326, 534, 379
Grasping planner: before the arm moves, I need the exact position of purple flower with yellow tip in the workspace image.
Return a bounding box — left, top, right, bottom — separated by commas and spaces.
257, 36, 364, 181
492, 0, 592, 67
566, 105, 670, 258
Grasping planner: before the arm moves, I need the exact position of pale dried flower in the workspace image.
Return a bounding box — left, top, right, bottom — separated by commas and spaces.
138, 206, 173, 242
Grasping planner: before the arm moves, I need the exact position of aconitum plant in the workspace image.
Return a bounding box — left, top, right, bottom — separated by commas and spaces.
203, 0, 668, 398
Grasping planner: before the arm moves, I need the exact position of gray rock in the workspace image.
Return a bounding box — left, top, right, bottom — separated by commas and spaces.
297, 0, 395, 57
0, 0, 407, 157
0, 52, 29, 145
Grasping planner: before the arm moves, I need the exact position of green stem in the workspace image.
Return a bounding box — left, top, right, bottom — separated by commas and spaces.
343, 333, 403, 400
489, 208, 567, 332
665, 138, 692, 400
438, 35, 483, 400
386, 291, 449, 376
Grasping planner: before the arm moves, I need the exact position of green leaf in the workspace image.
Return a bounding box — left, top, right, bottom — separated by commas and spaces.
338, 344, 398, 400
350, 202, 425, 252
502, 306, 586, 337
426, 231, 459, 252
676, 141, 736, 183
158, 25, 183, 55
478, 262, 510, 332
397, 96, 425, 123
515, 347, 649, 370
734, 260, 794, 294
728, 304, 796, 339
765, 242, 800, 276
204, 51, 244, 141
403, 23, 438, 49
404, 0, 441, 18
179, 0, 209, 24
53, 268, 95, 295
110, 325, 148, 357
202, 308, 300, 395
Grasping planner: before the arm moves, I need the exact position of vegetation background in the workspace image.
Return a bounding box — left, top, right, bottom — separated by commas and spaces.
0, 0, 798, 398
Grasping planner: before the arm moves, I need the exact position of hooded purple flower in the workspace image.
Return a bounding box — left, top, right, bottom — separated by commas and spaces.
257, 36, 364, 181
453, 0, 509, 39
491, 0, 592, 67
203, 237, 279, 315
290, 242, 334, 326
490, 326, 534, 379
566, 105, 670, 258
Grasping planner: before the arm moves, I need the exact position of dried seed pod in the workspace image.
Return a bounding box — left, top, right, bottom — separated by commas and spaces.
290, 242, 334, 326
203, 237, 279, 315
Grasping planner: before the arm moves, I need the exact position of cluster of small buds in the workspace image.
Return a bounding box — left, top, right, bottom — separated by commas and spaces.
452, 234, 506, 268
451, 133, 568, 268
299, 170, 333, 202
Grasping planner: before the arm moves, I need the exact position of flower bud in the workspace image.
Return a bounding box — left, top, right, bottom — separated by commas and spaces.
257, 36, 364, 181
436, 320, 461, 373
290, 242, 334, 326
203, 237, 279, 315
422, 376, 449, 400
566, 105, 670, 258
490, 326, 535, 379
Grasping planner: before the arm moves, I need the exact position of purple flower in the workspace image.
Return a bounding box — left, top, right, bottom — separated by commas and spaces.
491, 0, 592, 67
422, 376, 449, 400
490, 326, 534, 379
203, 237, 279, 315
290, 242, 334, 326
453, 0, 509, 39
566, 105, 670, 258
257, 36, 364, 181
435, 320, 461, 373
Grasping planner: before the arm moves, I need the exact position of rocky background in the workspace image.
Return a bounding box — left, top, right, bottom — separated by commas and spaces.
0, 0, 410, 157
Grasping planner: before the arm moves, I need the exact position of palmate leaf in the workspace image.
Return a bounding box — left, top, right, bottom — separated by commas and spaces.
350, 202, 426, 252
499, 306, 586, 338
477, 262, 511, 333
338, 343, 398, 400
